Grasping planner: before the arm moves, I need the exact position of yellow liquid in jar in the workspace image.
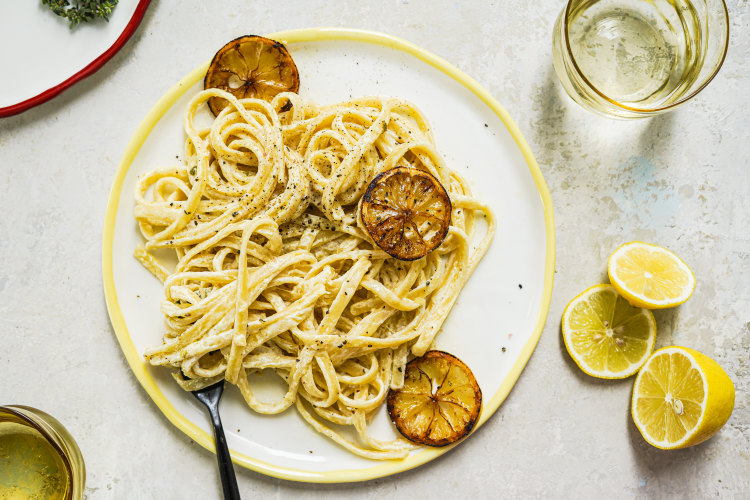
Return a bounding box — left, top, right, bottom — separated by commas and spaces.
0, 421, 69, 500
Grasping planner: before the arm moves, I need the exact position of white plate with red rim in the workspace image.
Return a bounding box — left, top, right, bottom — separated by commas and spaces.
102, 28, 555, 483
0, 0, 151, 117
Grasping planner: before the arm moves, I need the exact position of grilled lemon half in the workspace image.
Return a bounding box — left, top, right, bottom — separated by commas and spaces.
387, 351, 481, 446
360, 167, 451, 261
204, 35, 300, 115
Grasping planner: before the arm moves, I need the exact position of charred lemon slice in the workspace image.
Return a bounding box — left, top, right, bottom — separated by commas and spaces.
387, 350, 481, 447
360, 167, 451, 261
204, 35, 300, 115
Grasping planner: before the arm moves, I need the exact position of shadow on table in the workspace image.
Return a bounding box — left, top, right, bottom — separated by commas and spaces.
651, 307, 680, 348
625, 391, 720, 488
529, 65, 568, 173
532, 64, 678, 175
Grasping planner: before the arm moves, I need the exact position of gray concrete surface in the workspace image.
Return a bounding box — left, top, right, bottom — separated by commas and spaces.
1, 0, 748, 498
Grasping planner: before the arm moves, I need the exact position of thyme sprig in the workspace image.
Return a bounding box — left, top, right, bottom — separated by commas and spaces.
42, 0, 119, 29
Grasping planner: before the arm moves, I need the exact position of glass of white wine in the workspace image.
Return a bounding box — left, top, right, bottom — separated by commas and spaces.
0, 406, 85, 500
552, 0, 729, 118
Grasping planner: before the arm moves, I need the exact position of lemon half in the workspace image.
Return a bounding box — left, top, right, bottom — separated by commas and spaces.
387, 351, 481, 446
204, 35, 300, 115
632, 346, 735, 449
608, 241, 695, 309
562, 284, 656, 379
360, 167, 452, 261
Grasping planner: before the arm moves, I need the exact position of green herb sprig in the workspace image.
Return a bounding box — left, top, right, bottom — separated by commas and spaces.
42, 0, 119, 29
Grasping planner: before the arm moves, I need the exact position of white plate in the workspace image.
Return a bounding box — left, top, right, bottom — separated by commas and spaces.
0, 0, 150, 116
103, 28, 555, 483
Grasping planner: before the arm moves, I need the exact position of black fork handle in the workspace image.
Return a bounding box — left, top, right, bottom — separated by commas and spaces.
208, 407, 241, 500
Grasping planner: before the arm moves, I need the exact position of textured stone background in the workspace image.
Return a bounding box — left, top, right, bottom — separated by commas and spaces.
1, 0, 748, 498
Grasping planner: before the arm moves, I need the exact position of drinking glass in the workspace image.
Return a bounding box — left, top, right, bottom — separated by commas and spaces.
552, 0, 729, 118
0, 405, 85, 500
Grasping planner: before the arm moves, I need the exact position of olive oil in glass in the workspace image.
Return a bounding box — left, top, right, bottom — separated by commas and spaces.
0, 419, 69, 499
0, 406, 85, 500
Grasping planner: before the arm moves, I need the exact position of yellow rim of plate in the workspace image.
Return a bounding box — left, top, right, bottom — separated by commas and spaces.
101, 27, 556, 483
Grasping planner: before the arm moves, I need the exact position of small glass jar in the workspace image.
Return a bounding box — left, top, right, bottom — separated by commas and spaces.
0, 405, 85, 500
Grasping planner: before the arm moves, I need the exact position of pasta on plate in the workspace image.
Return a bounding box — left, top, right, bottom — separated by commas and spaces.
134, 88, 495, 459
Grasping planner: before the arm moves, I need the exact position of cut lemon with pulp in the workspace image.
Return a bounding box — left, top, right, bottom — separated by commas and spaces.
204, 35, 300, 115
387, 351, 481, 447
608, 241, 695, 309
562, 284, 656, 379
360, 167, 451, 261
632, 346, 735, 449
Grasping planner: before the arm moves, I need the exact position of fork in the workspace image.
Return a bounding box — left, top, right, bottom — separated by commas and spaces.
191, 381, 241, 500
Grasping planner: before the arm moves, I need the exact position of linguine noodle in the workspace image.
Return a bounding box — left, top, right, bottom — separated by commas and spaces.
134, 88, 495, 459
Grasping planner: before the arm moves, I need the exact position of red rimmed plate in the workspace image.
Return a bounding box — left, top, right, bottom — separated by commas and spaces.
0, 0, 151, 118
